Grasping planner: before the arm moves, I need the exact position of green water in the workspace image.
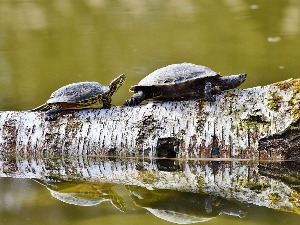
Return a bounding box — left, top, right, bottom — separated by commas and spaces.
0, 1, 300, 225
0, 159, 299, 225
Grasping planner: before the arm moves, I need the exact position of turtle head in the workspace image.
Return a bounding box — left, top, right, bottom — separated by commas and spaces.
109, 74, 126, 95
219, 73, 247, 90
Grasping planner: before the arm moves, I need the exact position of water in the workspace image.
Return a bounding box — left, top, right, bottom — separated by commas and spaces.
1, 1, 299, 110
0, 158, 299, 225
0, 1, 300, 224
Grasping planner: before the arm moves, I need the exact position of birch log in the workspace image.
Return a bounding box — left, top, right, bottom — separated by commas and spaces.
1, 78, 300, 160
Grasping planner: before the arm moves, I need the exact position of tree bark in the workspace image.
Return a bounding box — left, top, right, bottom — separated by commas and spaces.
1, 78, 300, 160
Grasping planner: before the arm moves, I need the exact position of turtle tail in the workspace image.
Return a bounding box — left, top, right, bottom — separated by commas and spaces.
30, 103, 51, 112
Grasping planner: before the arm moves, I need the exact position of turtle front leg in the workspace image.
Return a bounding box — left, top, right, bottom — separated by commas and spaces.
102, 95, 112, 109
45, 105, 61, 121
204, 82, 217, 102
125, 91, 149, 106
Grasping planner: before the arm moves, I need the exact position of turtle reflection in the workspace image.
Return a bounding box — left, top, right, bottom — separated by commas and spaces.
126, 185, 246, 224
32, 178, 125, 211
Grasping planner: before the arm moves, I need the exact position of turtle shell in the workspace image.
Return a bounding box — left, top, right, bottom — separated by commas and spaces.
132, 63, 219, 89
47, 82, 110, 104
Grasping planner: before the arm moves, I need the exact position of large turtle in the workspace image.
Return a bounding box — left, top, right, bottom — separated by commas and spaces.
125, 63, 246, 106
32, 74, 126, 121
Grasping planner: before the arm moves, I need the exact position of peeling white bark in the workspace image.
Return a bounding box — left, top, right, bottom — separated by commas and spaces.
0, 78, 300, 159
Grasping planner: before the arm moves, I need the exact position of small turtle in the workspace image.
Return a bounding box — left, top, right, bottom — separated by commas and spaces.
32, 74, 126, 121
125, 63, 246, 106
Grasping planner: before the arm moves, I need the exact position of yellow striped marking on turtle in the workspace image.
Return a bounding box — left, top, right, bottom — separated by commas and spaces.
32, 74, 126, 121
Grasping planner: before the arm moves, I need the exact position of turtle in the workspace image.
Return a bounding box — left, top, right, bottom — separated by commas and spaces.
31, 74, 126, 121
125, 63, 246, 106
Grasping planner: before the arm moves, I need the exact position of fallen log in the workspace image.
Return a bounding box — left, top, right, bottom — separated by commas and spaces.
1, 78, 300, 160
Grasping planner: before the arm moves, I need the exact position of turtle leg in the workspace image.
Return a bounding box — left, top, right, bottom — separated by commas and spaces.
45, 105, 61, 121
204, 82, 216, 102
102, 96, 112, 109
125, 91, 149, 106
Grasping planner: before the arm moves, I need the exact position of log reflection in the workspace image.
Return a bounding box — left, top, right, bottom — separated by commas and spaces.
0, 149, 299, 220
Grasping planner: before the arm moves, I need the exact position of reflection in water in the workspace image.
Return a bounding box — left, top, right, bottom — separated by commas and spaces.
127, 186, 246, 224
32, 178, 125, 211
1, 154, 300, 215
31, 176, 246, 224
259, 161, 300, 193
0, 154, 299, 224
